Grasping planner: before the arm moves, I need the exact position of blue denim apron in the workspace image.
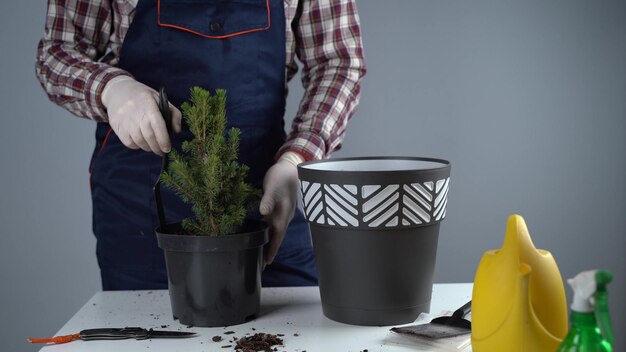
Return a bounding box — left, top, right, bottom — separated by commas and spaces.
90, 0, 317, 290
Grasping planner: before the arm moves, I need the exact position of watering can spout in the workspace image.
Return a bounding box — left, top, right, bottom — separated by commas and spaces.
502, 214, 535, 254
471, 214, 568, 352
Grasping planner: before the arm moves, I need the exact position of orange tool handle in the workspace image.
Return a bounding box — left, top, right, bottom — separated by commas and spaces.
27, 333, 81, 344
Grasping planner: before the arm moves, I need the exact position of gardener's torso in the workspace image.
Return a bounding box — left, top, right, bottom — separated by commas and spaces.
90, 0, 316, 289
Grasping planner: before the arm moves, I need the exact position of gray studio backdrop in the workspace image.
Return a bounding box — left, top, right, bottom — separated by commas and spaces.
1, 1, 624, 351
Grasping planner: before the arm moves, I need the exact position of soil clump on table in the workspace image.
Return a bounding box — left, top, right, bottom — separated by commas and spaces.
234, 333, 284, 352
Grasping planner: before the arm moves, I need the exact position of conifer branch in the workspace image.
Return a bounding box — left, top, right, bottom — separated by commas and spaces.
160, 87, 257, 236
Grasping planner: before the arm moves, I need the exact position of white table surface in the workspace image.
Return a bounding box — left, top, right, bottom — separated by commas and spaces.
38, 284, 473, 352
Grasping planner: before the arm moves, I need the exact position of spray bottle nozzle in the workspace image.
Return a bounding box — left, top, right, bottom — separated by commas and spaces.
568, 270, 597, 313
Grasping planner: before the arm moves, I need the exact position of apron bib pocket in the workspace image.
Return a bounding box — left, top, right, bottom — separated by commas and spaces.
158, 0, 270, 39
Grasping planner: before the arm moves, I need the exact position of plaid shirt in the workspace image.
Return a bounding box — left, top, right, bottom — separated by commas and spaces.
35, 0, 366, 161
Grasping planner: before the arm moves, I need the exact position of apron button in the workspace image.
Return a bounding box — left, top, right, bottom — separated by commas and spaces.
210, 22, 222, 32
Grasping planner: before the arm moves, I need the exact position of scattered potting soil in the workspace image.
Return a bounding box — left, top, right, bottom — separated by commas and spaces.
222, 345, 232, 348
213, 336, 223, 342
234, 333, 284, 352
224, 331, 236, 335
160, 325, 168, 329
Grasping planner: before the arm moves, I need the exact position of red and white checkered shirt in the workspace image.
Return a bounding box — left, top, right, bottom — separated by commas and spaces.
35, 0, 366, 161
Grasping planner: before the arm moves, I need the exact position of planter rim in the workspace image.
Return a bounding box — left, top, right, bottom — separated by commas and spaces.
156, 219, 269, 252
298, 156, 450, 174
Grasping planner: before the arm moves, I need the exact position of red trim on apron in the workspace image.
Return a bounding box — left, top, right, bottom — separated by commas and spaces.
157, 0, 271, 39
89, 127, 113, 190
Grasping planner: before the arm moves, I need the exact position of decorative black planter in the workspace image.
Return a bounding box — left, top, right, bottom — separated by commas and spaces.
156, 219, 269, 327
298, 157, 451, 326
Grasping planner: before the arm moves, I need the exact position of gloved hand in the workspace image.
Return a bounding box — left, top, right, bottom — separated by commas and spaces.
259, 153, 303, 266
102, 76, 182, 155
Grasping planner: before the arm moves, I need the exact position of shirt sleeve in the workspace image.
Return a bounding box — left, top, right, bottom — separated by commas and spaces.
35, 0, 131, 122
277, 0, 366, 162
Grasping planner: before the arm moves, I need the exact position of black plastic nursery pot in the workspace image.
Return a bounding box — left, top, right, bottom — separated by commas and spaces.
156, 219, 269, 327
298, 157, 451, 326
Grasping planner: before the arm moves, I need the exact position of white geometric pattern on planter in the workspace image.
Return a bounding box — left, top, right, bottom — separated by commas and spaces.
300, 177, 450, 228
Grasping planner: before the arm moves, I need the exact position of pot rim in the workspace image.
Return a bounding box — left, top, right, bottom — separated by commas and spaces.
298, 156, 450, 174
155, 219, 269, 252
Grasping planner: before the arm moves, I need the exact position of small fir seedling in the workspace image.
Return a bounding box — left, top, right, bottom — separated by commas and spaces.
160, 87, 256, 236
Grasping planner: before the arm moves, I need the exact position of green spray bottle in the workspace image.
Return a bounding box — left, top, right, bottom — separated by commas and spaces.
557, 270, 615, 352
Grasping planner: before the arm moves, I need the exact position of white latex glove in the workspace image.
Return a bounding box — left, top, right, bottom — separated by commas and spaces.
101, 76, 182, 155
259, 153, 304, 266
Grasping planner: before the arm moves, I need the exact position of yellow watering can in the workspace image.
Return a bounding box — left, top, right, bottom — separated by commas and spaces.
471, 214, 568, 351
